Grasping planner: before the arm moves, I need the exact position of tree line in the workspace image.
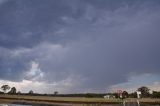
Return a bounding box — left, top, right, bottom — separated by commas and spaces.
0, 85, 160, 98
0, 85, 32, 95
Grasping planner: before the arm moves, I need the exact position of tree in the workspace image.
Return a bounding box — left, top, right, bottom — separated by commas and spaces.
8, 87, 16, 94
0, 91, 4, 94
137, 86, 150, 98
129, 92, 137, 98
1, 85, 10, 93
17, 91, 21, 95
54, 91, 58, 95
152, 91, 160, 98
85, 93, 95, 98
122, 91, 129, 98
28, 90, 34, 95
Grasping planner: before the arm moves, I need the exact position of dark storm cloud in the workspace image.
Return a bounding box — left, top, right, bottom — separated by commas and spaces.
0, 47, 31, 81
0, 0, 160, 93
0, 0, 74, 49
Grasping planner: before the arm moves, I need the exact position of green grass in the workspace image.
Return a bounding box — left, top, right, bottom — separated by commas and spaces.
0, 95, 160, 106
0, 94, 121, 106
0, 94, 121, 102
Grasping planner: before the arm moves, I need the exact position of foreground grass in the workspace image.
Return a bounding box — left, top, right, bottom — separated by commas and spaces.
0, 94, 121, 102
0, 95, 160, 106
0, 95, 121, 106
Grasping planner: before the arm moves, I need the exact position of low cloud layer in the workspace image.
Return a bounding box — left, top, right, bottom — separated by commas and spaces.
0, 0, 160, 93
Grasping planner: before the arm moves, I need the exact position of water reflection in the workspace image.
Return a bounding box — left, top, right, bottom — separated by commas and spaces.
0, 104, 59, 106
122, 100, 140, 106
0, 104, 30, 106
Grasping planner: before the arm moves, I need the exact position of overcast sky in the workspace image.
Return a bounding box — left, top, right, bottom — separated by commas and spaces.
0, 0, 160, 94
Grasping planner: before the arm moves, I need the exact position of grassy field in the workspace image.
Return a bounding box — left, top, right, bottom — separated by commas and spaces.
0, 94, 121, 106
0, 95, 160, 106
0, 94, 121, 102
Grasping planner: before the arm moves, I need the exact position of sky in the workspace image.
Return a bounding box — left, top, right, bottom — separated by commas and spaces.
0, 0, 160, 94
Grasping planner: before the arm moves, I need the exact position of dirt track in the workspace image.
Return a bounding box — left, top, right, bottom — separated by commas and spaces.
0, 96, 120, 105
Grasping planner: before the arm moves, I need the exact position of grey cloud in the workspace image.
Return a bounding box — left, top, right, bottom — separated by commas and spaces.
0, 47, 31, 81
0, 0, 160, 93
40, 2, 160, 91
0, 0, 74, 49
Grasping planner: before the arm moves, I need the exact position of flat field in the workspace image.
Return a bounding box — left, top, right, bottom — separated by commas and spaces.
0, 95, 159, 106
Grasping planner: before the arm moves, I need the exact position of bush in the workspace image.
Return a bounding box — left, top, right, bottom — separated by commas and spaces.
152, 91, 160, 98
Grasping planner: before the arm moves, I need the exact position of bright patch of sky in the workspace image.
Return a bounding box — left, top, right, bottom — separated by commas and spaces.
110, 74, 160, 93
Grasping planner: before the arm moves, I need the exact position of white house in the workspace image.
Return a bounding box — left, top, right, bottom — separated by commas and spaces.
104, 95, 115, 99
136, 91, 141, 98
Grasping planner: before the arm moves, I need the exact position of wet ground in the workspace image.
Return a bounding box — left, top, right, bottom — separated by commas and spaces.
0, 104, 61, 106
0, 102, 160, 106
